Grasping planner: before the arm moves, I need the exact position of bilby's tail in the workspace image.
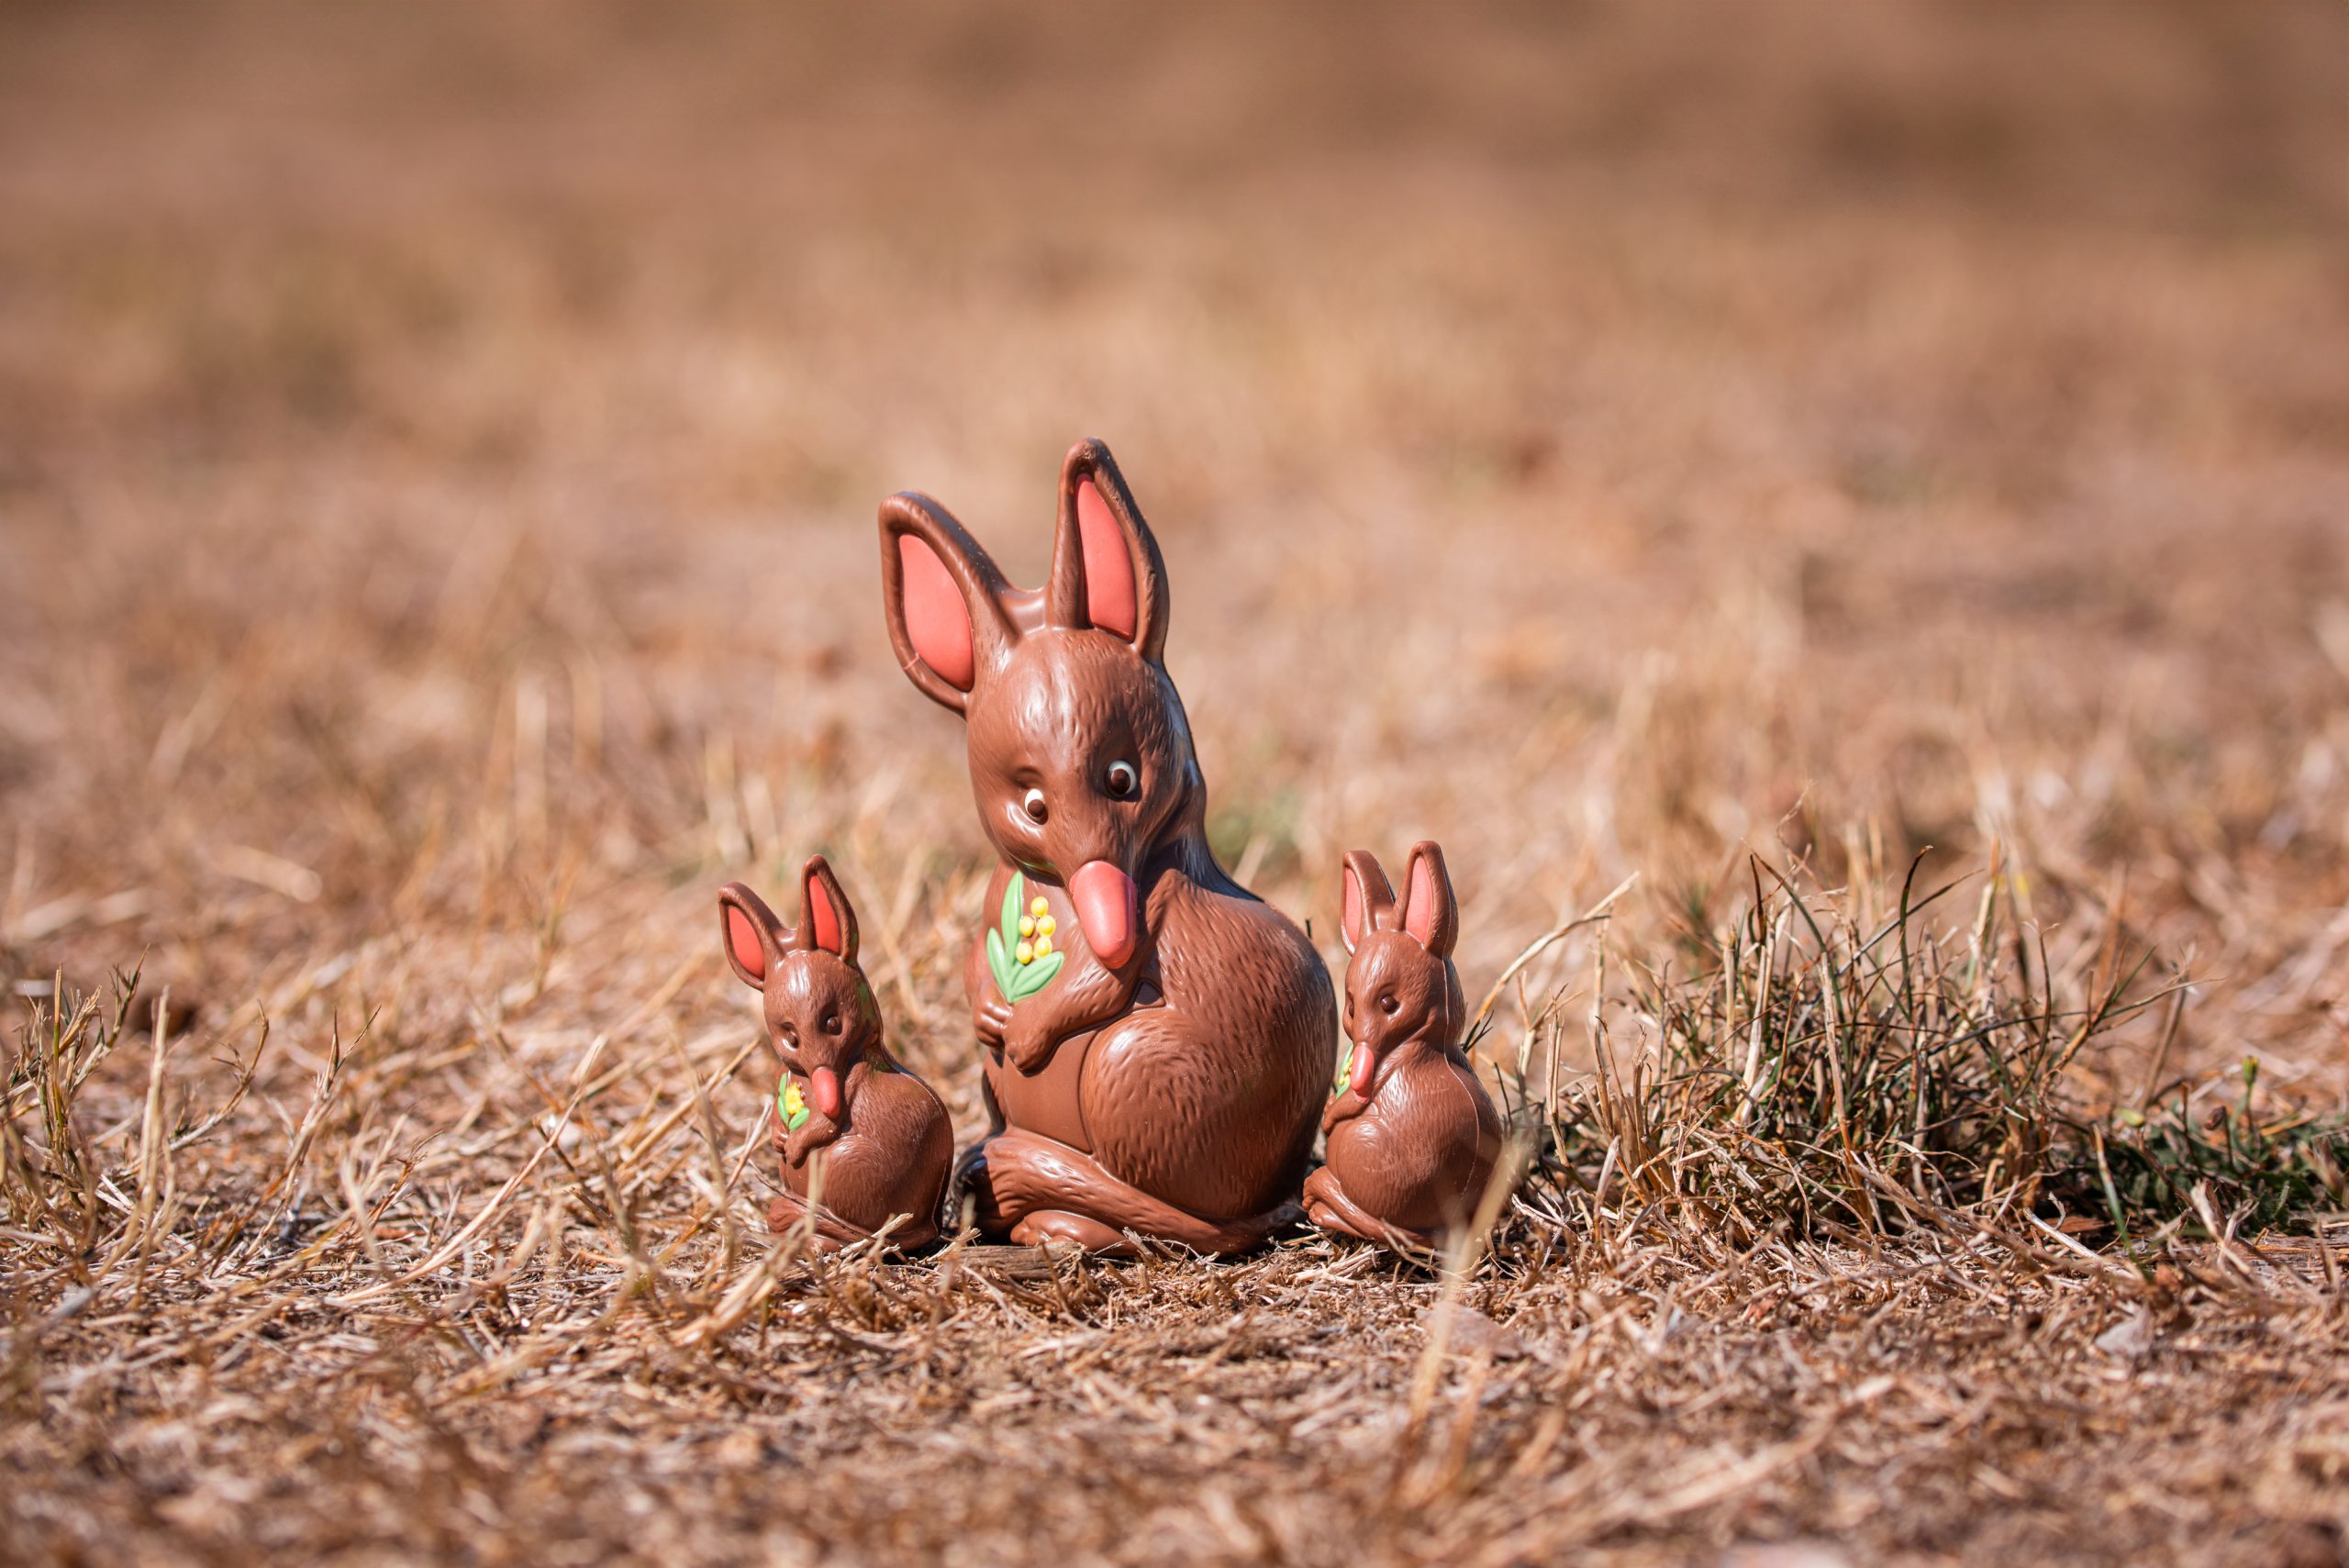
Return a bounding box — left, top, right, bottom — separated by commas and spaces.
976, 1131, 1297, 1257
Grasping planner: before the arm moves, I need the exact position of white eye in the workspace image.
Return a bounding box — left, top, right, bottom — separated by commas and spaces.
1022, 788, 1049, 824
1104, 761, 1138, 799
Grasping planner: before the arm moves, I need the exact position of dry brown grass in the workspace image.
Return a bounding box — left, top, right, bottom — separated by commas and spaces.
5, 6, 2349, 1564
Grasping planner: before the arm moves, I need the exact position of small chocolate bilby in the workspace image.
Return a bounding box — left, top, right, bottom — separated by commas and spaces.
1304, 841, 1508, 1253
718, 857, 953, 1251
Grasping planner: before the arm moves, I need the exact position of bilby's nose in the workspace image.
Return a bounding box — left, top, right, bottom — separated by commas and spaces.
1071, 861, 1140, 968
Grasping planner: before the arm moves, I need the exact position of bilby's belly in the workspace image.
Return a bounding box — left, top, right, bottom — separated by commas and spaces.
1327, 1113, 1446, 1227
985, 1029, 1097, 1152
1081, 1011, 1325, 1220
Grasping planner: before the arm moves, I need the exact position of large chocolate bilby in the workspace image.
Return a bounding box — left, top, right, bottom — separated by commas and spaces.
877, 439, 1337, 1255
718, 857, 954, 1251
1305, 841, 1508, 1253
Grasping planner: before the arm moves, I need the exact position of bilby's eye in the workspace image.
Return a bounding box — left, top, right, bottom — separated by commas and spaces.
1022, 788, 1049, 824
1104, 761, 1138, 799
1378, 993, 1398, 1016
777, 1024, 800, 1051
822, 1013, 841, 1035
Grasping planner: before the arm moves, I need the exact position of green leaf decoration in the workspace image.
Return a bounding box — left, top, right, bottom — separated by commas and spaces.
1000, 875, 1024, 951
1008, 950, 1063, 1000
1330, 1053, 1352, 1099
983, 871, 1063, 1003
986, 875, 1022, 995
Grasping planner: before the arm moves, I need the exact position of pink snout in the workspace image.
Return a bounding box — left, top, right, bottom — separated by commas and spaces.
1349, 1042, 1375, 1100
810, 1065, 842, 1121
1070, 861, 1141, 969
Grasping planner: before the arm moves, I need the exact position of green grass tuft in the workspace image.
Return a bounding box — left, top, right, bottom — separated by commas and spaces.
1497, 859, 2348, 1248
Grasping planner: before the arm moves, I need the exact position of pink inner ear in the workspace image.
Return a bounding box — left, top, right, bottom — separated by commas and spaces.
806, 881, 844, 955
1075, 480, 1138, 640
1403, 857, 1442, 947
898, 535, 975, 689
726, 906, 767, 981
1341, 866, 1367, 951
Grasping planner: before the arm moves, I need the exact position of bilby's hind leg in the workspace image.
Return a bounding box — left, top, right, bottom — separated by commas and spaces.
766, 1194, 868, 1252
965, 1140, 1134, 1252
1303, 1167, 1440, 1255
985, 1129, 1297, 1256
766, 1194, 940, 1254
1011, 1209, 1133, 1254
1302, 1167, 1374, 1241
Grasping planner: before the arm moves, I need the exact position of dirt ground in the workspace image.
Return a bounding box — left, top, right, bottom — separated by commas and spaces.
5, 6, 2348, 1564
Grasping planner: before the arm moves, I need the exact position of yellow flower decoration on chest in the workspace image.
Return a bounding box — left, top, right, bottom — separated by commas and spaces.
779, 1077, 810, 1130
1015, 896, 1057, 962
988, 878, 1065, 1001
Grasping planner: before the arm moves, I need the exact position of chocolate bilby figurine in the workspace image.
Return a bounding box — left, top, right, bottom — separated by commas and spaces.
1305, 842, 1507, 1252
718, 858, 953, 1251
877, 439, 1336, 1254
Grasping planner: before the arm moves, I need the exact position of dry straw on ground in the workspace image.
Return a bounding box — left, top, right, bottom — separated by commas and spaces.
5, 6, 2348, 1565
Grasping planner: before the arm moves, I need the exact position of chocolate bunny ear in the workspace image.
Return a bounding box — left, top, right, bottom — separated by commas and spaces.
1044, 439, 1171, 662
1397, 841, 1459, 960
797, 855, 858, 964
1340, 851, 1397, 955
717, 882, 789, 988
878, 490, 1020, 716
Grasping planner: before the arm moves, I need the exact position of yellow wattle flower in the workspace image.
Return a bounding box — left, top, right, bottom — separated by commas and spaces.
1019, 915, 1036, 938
1037, 915, 1055, 937
1033, 935, 1052, 957
1016, 940, 1035, 964
1030, 895, 1050, 918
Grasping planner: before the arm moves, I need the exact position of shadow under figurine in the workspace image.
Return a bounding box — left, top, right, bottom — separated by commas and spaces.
718, 857, 953, 1252
878, 438, 1337, 1256
1305, 842, 1508, 1254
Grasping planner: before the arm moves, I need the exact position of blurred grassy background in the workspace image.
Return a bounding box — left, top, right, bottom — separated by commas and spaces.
5, 2, 2344, 1082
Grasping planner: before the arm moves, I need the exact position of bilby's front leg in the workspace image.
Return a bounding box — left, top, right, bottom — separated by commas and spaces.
1322, 1081, 1372, 1135
1001, 949, 1136, 1073
963, 917, 1014, 1051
